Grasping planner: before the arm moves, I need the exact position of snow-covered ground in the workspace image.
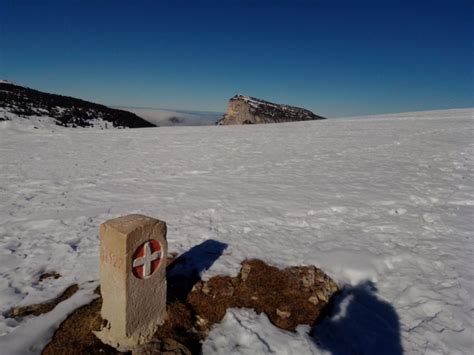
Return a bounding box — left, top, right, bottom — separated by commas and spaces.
0, 108, 117, 130
0, 108, 473, 354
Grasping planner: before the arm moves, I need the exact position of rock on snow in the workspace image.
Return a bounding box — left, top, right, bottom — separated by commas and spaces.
0, 108, 473, 354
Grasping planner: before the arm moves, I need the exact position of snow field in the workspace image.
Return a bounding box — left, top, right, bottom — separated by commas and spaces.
0, 108, 473, 354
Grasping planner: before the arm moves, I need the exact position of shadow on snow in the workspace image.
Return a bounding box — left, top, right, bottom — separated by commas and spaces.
167, 239, 228, 303
311, 280, 403, 355
166, 241, 402, 355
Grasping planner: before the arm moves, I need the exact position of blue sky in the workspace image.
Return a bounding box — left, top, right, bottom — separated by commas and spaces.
1, 0, 472, 117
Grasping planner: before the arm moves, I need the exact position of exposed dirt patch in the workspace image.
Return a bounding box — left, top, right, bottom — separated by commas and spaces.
6, 284, 79, 319
42, 291, 200, 354
133, 338, 191, 355
149, 302, 201, 354
39, 271, 61, 282
41, 258, 338, 354
42, 289, 119, 355
188, 259, 338, 332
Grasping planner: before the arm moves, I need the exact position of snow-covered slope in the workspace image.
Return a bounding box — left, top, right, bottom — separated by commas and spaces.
0, 82, 155, 129
0, 108, 473, 354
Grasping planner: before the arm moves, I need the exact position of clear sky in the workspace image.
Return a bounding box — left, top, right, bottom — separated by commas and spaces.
1, 0, 473, 117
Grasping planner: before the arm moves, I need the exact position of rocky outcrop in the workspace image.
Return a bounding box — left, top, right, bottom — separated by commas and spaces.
0, 81, 156, 128
217, 94, 326, 125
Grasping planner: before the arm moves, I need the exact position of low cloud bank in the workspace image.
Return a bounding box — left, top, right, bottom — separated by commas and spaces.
119, 107, 222, 127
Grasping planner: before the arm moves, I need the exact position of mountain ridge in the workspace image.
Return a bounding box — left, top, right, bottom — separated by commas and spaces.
217, 94, 326, 125
0, 82, 156, 128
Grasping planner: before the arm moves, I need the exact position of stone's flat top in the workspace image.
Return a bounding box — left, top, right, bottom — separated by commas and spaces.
101, 214, 166, 235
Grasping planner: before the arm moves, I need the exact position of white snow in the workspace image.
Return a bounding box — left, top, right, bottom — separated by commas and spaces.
0, 108, 122, 130
233, 94, 308, 114
234, 94, 280, 110
0, 283, 98, 355
204, 309, 316, 354
0, 108, 473, 354
0, 108, 59, 129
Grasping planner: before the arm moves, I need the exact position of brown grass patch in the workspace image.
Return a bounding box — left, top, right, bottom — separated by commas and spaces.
6, 284, 79, 319
39, 271, 61, 282
41, 258, 338, 354
188, 259, 338, 331
42, 289, 119, 355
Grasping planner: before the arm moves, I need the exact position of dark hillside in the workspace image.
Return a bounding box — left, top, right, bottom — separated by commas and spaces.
0, 82, 155, 128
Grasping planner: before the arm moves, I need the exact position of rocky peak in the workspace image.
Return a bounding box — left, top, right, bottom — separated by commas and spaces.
217, 94, 326, 125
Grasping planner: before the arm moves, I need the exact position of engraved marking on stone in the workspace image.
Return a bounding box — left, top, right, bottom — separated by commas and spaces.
132, 240, 161, 279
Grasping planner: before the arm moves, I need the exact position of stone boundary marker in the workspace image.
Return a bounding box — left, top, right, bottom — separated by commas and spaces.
94, 214, 168, 351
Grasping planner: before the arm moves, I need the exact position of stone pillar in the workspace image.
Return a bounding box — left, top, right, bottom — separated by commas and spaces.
94, 214, 168, 351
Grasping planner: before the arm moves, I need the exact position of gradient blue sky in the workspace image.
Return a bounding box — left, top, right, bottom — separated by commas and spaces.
1, 0, 473, 117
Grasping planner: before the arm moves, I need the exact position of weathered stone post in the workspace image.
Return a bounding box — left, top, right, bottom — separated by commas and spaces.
94, 214, 168, 351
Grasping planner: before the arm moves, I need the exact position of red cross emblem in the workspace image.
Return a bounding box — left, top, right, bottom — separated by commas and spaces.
132, 239, 162, 279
